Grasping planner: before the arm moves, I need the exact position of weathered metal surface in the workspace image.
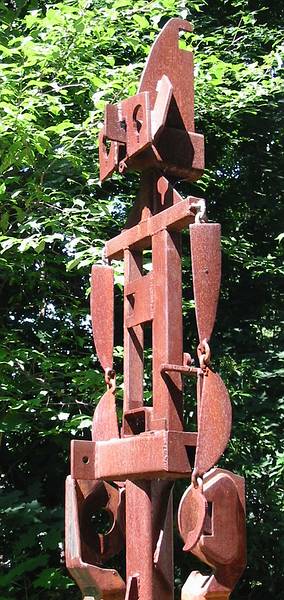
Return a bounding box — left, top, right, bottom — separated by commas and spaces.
182, 572, 230, 600
105, 193, 201, 260
152, 229, 183, 431
95, 431, 196, 481
92, 389, 119, 442
137, 17, 204, 183
178, 484, 207, 552
90, 265, 114, 371
124, 575, 139, 600
70, 432, 197, 481
105, 92, 152, 164
123, 249, 144, 414
190, 223, 221, 344
80, 480, 125, 562
126, 481, 152, 600
125, 271, 154, 328
179, 470, 246, 599
152, 481, 174, 594
151, 75, 173, 139
100, 18, 204, 182
194, 369, 232, 479
66, 17, 246, 600
138, 18, 194, 130
99, 129, 119, 184
71, 439, 96, 481
65, 476, 125, 600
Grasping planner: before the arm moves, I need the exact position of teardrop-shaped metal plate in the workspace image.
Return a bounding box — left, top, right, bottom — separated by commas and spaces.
178, 484, 207, 552
91, 264, 114, 371
92, 389, 119, 442
194, 369, 232, 476
190, 223, 221, 343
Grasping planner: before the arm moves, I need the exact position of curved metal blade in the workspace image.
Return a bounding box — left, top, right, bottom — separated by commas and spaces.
90, 264, 114, 371
190, 223, 221, 343
138, 18, 194, 131
194, 369, 232, 476
178, 484, 207, 552
92, 389, 119, 442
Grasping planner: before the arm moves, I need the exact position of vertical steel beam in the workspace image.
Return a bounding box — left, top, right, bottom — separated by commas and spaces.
126, 481, 152, 600
152, 481, 174, 600
152, 229, 183, 430
124, 249, 144, 412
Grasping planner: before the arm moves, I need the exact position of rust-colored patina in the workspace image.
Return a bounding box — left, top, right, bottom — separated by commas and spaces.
66, 18, 246, 600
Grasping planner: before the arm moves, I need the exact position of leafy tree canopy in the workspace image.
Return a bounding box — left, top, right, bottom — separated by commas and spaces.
0, 1, 283, 598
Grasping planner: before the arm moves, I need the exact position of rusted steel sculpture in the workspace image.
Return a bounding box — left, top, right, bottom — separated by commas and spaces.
65, 18, 246, 600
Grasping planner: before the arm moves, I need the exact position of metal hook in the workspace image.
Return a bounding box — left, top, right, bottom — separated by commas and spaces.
191, 468, 204, 491
101, 247, 109, 265
105, 367, 116, 392
193, 199, 207, 223
197, 339, 211, 372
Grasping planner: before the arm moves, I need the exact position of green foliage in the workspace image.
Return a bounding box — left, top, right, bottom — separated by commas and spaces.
0, 1, 283, 598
